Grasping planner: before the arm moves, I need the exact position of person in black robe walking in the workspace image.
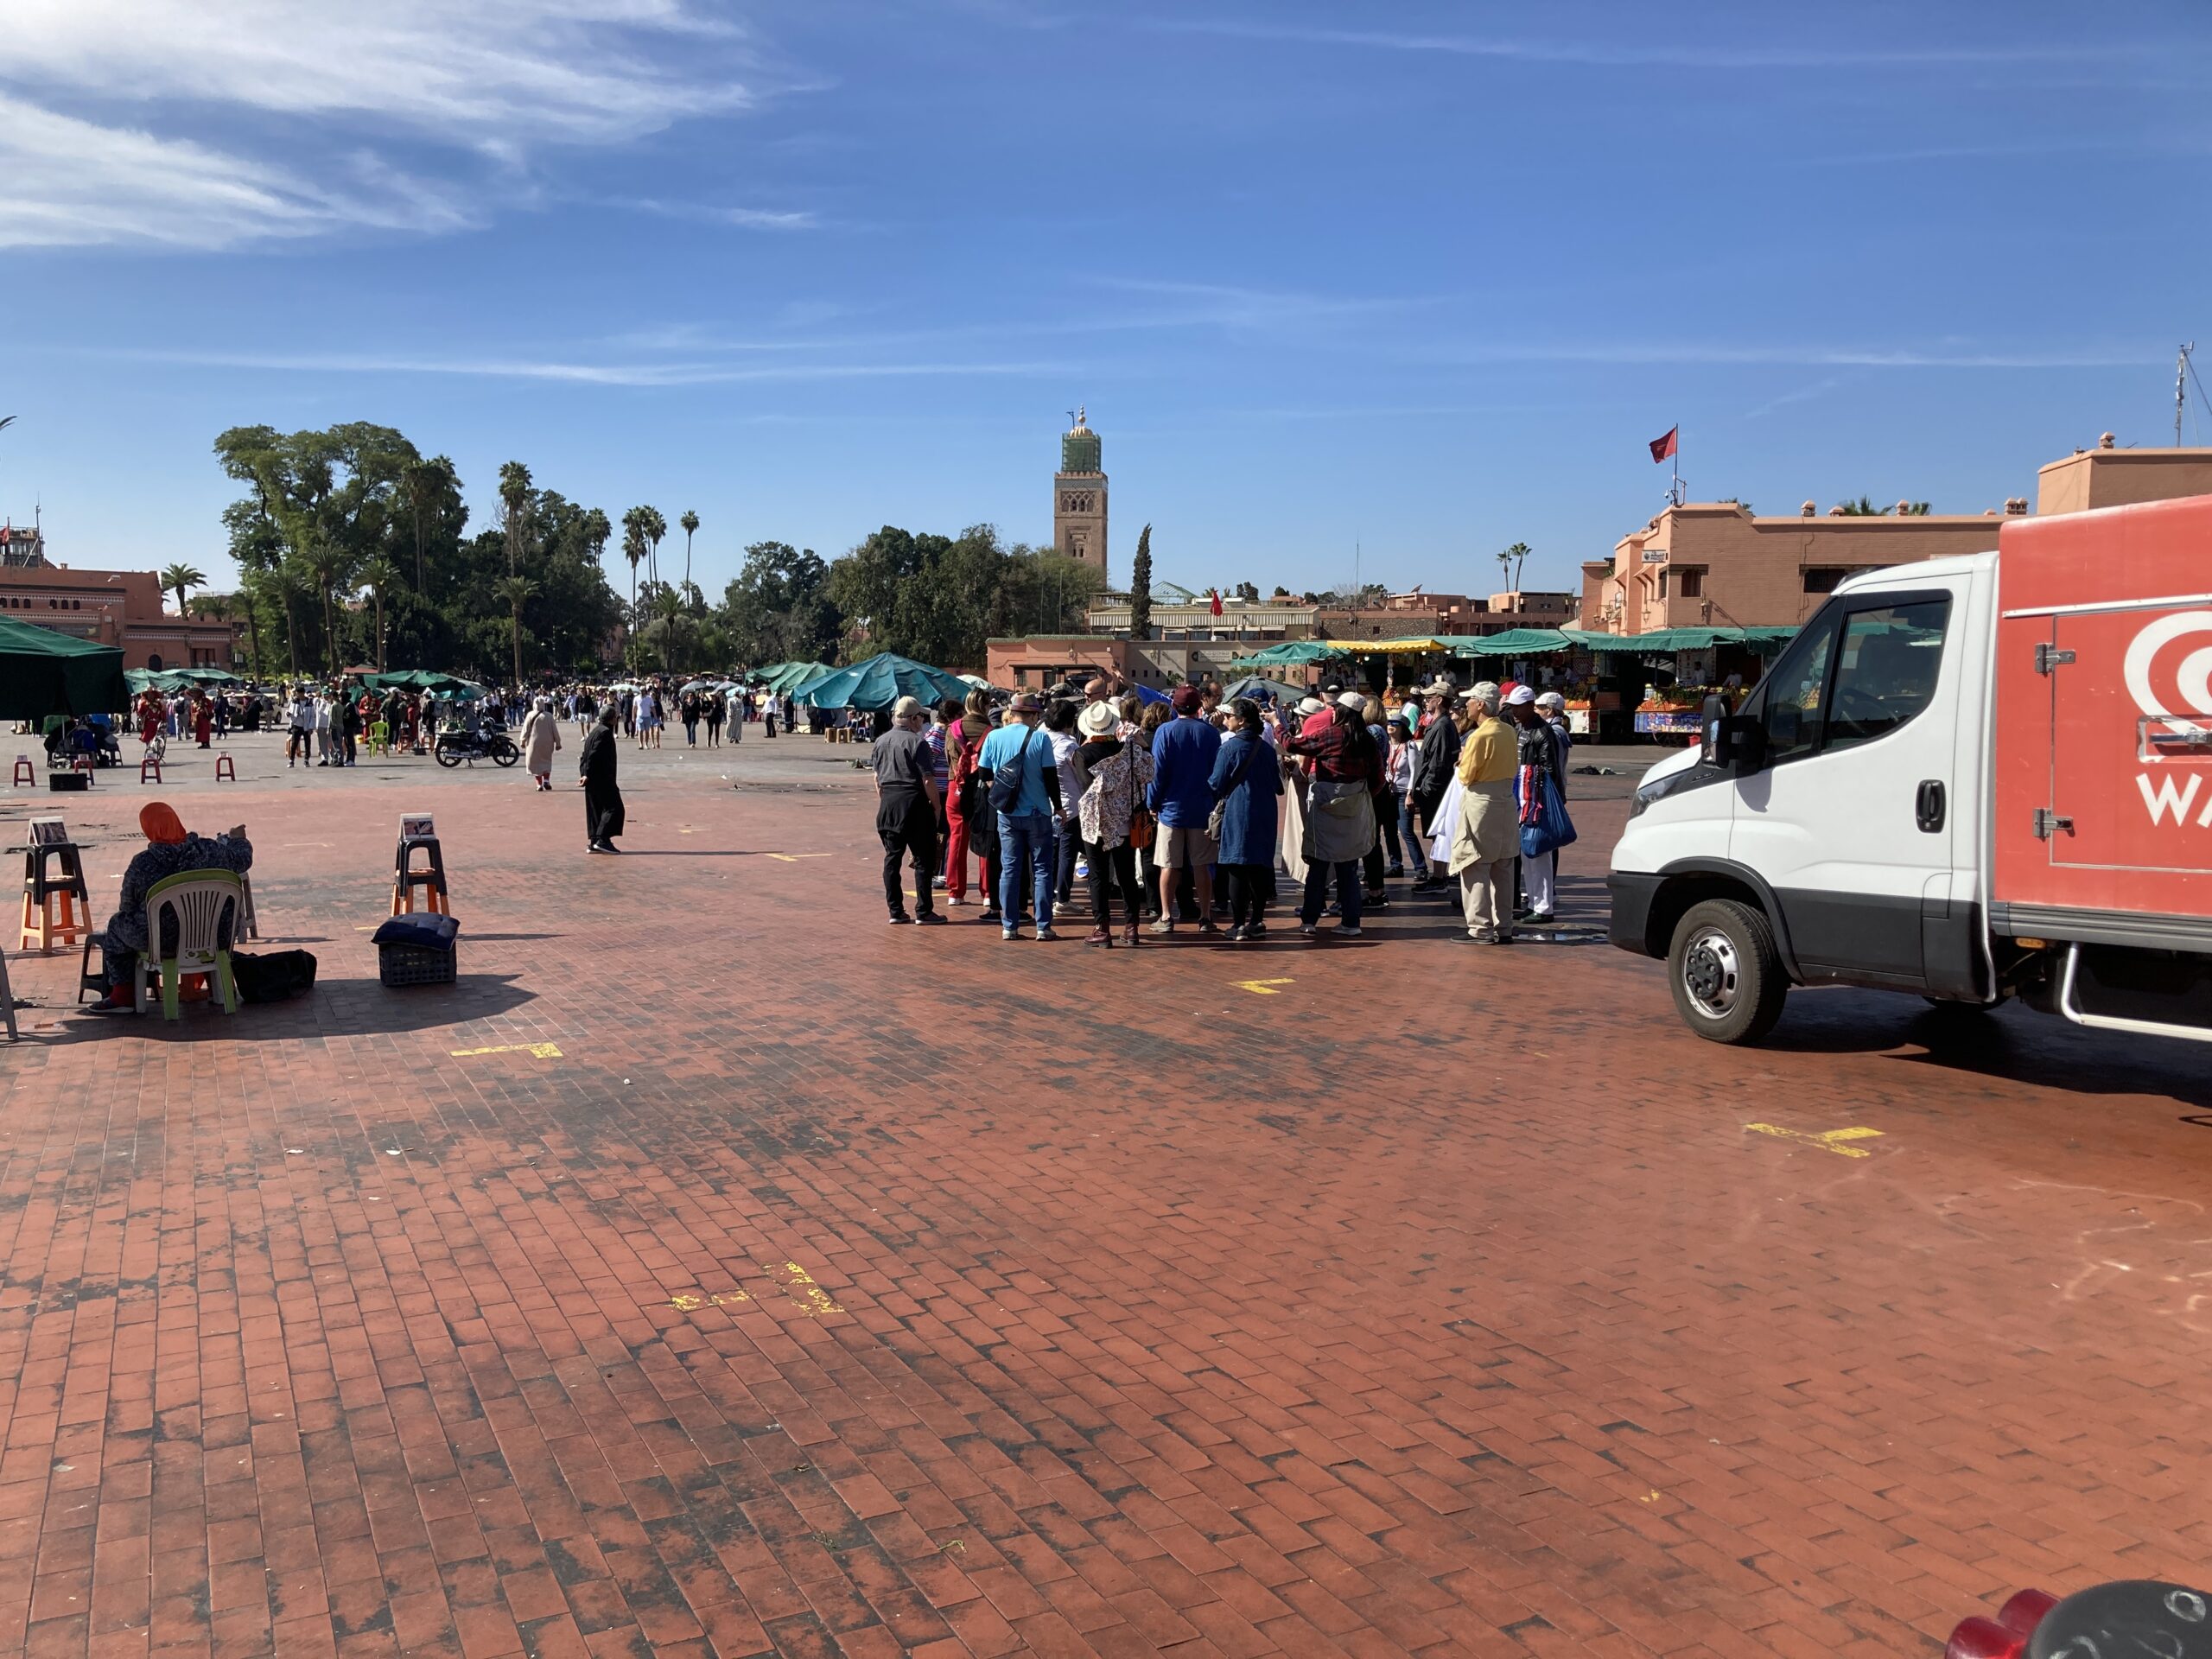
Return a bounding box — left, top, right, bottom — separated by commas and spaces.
579, 706, 626, 854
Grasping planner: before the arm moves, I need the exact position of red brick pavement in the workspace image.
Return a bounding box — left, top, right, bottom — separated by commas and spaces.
2, 752, 2209, 1657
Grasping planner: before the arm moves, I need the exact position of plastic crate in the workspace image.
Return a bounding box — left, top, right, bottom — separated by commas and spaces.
378, 940, 456, 988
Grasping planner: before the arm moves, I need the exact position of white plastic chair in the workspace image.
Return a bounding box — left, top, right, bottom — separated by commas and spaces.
134, 871, 244, 1019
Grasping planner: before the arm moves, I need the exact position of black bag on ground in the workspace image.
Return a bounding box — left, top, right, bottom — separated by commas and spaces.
232, 949, 318, 1004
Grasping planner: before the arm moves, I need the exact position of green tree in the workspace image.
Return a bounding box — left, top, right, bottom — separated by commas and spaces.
498, 461, 534, 576
620, 507, 650, 607
1234, 581, 1259, 602
721, 542, 842, 665
679, 509, 699, 594
161, 562, 207, 615
302, 541, 351, 671
1502, 542, 1532, 590
639, 505, 668, 588
359, 557, 400, 671
1128, 524, 1154, 642
401, 456, 457, 591
494, 575, 537, 687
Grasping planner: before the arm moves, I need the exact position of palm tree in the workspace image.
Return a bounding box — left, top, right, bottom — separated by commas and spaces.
498, 461, 533, 576
639, 505, 668, 589
620, 511, 648, 607
1503, 542, 1532, 592
1495, 548, 1513, 594
161, 562, 207, 615
402, 455, 455, 592
359, 557, 400, 671
302, 542, 348, 671
679, 509, 699, 595
583, 507, 612, 570
495, 575, 537, 690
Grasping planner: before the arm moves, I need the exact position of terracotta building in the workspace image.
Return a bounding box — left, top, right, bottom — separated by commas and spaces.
1580, 435, 2212, 637
0, 528, 240, 670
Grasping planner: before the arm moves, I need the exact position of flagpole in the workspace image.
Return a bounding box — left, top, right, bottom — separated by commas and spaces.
1672, 422, 1681, 507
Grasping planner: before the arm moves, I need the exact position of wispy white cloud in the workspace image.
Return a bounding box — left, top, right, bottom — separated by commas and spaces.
0, 92, 470, 249
98, 346, 1064, 387
608, 196, 820, 231
0, 0, 762, 248
1742, 376, 1853, 421
1142, 17, 2140, 71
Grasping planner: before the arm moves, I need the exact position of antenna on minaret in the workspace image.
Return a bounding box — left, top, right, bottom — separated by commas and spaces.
2178, 344, 2196, 447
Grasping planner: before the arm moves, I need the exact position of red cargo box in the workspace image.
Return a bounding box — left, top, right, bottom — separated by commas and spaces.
1994, 495, 2212, 926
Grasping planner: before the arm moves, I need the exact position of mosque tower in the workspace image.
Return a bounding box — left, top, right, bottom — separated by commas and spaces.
1052, 406, 1108, 580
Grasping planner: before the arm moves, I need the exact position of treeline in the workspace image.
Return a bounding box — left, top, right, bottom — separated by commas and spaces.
199, 422, 1106, 681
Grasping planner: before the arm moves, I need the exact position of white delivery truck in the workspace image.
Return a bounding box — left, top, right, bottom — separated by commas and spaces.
1609, 493, 2212, 1045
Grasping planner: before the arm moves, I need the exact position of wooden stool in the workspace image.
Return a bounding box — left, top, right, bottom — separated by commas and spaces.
391, 836, 451, 917
214, 753, 236, 782
20, 842, 92, 954
10, 755, 31, 787
139, 753, 162, 783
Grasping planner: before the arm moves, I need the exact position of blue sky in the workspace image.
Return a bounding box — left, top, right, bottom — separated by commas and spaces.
3, 0, 2209, 603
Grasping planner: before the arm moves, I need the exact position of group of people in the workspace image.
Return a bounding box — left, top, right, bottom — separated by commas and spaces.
871, 674, 1575, 945
545, 681, 794, 748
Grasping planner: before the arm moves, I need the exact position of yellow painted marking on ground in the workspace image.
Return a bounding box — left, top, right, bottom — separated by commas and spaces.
1231, 978, 1297, 996
664, 1290, 751, 1312
448, 1042, 563, 1059
1637, 1490, 1662, 1504
760, 1260, 845, 1317
1745, 1122, 1884, 1159
765, 853, 833, 862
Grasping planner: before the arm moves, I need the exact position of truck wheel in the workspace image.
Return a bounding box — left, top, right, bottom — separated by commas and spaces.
1669, 899, 1788, 1045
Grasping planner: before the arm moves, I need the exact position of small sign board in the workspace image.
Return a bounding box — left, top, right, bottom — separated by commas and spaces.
28, 817, 67, 847
399, 813, 436, 842
1640, 548, 1669, 564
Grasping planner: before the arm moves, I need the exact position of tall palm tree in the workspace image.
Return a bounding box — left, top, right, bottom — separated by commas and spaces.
679, 509, 699, 596
266, 563, 304, 677
620, 511, 648, 607
583, 507, 612, 570
302, 542, 347, 671
359, 557, 400, 671
401, 455, 456, 592
498, 461, 533, 576
639, 505, 668, 589
161, 562, 207, 615
1503, 542, 1532, 592
495, 575, 537, 690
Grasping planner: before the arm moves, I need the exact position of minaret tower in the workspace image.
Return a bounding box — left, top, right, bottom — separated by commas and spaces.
1052, 406, 1108, 580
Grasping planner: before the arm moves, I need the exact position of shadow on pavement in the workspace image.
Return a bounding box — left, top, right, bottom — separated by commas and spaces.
35, 973, 536, 1045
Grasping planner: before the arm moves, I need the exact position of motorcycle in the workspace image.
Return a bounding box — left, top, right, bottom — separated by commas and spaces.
432, 726, 520, 768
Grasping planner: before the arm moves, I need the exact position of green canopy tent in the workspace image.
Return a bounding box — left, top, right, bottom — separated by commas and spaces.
125, 666, 244, 694
1229, 640, 1348, 668
1573, 626, 1798, 654
754, 660, 836, 696
359, 669, 487, 696
1433, 629, 1578, 658
0, 618, 130, 721
798, 652, 971, 712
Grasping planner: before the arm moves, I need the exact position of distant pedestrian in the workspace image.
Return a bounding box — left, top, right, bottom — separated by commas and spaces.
521, 696, 563, 791
1147, 685, 1222, 935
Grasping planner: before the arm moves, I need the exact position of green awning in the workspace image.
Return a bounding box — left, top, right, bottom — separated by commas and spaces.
0, 618, 130, 721
756, 660, 836, 696
1577, 626, 1799, 653
360, 669, 487, 696
1433, 629, 1577, 657
1230, 640, 1348, 667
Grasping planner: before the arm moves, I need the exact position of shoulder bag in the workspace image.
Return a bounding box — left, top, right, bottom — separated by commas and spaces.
988, 724, 1039, 815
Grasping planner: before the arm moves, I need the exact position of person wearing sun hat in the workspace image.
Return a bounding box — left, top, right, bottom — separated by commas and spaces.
83, 804, 256, 1014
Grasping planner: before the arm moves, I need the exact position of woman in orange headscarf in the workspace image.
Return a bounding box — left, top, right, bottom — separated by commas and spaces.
82, 804, 255, 1015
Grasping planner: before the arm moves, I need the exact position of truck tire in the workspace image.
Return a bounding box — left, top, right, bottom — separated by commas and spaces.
1669, 899, 1789, 1045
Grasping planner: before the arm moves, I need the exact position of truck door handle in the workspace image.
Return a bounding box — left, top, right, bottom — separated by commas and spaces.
1916, 779, 1946, 833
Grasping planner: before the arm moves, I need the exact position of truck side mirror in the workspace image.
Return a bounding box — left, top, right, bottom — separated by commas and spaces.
1701, 696, 1765, 776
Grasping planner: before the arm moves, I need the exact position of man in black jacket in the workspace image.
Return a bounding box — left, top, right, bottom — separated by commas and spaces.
1408, 681, 1462, 889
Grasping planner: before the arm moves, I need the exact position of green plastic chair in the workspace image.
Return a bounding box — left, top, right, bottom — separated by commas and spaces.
135, 870, 244, 1019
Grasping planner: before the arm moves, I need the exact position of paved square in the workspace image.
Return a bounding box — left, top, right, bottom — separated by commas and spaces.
3, 730, 2208, 1658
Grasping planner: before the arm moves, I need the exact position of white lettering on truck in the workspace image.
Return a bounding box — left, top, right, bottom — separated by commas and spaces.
2137, 772, 2209, 827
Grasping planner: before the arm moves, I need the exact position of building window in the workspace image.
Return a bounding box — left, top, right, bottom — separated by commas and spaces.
1677, 568, 1704, 599
1802, 567, 1851, 594
1656, 571, 1669, 600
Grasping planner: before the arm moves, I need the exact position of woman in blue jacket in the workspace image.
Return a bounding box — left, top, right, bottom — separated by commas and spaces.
1210, 697, 1284, 940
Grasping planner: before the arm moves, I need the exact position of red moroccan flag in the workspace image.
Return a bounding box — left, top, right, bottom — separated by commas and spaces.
1209, 588, 1223, 617
1649, 426, 1679, 463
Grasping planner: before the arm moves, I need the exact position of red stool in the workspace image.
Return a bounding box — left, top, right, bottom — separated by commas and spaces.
71, 752, 93, 772
214, 753, 236, 782
10, 755, 31, 787
139, 753, 162, 783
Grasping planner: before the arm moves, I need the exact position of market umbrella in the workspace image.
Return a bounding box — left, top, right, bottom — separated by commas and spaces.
1130, 682, 1172, 706
0, 617, 130, 721
796, 652, 971, 712
360, 668, 485, 696
1221, 676, 1305, 704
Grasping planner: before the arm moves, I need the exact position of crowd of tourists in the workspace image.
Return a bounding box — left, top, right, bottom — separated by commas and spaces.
870, 674, 1575, 946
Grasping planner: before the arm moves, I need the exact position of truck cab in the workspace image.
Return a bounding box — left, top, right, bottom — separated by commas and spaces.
1609, 553, 1997, 1043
